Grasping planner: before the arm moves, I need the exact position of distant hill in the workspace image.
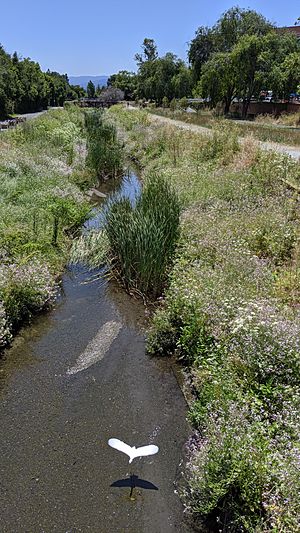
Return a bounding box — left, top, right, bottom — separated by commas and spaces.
69, 75, 109, 89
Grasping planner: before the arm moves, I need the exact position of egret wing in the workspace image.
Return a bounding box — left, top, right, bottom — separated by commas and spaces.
108, 438, 133, 458
134, 444, 159, 459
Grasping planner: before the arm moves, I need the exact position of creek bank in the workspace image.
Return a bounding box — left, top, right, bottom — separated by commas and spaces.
0, 172, 191, 532
109, 105, 300, 532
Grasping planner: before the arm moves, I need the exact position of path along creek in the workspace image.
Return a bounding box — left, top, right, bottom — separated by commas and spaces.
0, 173, 190, 533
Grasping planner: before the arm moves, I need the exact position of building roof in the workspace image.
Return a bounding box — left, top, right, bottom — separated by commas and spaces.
279, 26, 300, 38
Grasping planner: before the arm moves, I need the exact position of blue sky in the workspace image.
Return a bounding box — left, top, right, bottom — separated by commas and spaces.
1, 1, 299, 76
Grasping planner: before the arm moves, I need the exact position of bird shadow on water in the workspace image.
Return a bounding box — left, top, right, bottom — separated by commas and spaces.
111, 474, 159, 492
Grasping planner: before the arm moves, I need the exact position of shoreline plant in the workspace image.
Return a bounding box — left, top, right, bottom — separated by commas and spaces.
0, 107, 91, 349
71, 172, 181, 299
110, 105, 300, 532
85, 109, 123, 180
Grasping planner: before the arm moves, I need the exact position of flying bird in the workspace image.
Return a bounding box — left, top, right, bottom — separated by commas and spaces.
108, 438, 159, 464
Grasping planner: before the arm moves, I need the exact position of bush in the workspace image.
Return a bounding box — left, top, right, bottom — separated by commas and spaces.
85, 109, 123, 179
0, 107, 91, 348
106, 173, 180, 297
110, 108, 300, 530
162, 96, 169, 108
178, 97, 188, 110
0, 260, 56, 332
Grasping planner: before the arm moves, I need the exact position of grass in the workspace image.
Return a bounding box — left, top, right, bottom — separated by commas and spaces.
71, 172, 181, 299
110, 105, 300, 532
106, 173, 180, 298
0, 107, 91, 346
85, 109, 123, 180
148, 107, 300, 147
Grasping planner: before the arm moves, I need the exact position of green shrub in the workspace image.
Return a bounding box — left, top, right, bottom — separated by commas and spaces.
0, 260, 56, 331
0, 107, 91, 348
162, 96, 169, 108
178, 97, 188, 110
85, 110, 123, 179
106, 173, 180, 297
110, 108, 300, 531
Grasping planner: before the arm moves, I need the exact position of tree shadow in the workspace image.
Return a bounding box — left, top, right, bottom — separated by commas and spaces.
111, 474, 158, 491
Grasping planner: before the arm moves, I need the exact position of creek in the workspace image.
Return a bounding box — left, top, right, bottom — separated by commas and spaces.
0, 171, 190, 532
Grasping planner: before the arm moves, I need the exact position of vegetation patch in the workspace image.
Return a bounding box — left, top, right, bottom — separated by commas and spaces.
110, 106, 300, 532
72, 171, 180, 299
0, 107, 91, 346
85, 109, 123, 180
149, 107, 300, 147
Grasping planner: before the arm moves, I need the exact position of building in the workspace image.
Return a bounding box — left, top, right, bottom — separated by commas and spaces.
278, 26, 300, 39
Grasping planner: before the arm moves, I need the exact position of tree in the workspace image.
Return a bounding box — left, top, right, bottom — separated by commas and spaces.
215, 7, 273, 51
0, 44, 16, 117
14, 58, 48, 112
95, 84, 104, 97
135, 38, 158, 66
199, 52, 237, 114
107, 70, 137, 100
135, 40, 192, 104
71, 84, 86, 99
188, 7, 273, 81
269, 53, 300, 99
87, 80, 96, 98
0, 43, 76, 117
231, 34, 264, 117
195, 26, 300, 117
99, 87, 124, 102
172, 64, 193, 98
188, 27, 216, 80
45, 71, 72, 107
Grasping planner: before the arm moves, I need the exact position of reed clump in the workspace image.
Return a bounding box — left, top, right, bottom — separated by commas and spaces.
106, 174, 180, 298
85, 110, 123, 180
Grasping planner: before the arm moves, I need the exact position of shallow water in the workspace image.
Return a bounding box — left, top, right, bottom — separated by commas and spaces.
0, 173, 190, 532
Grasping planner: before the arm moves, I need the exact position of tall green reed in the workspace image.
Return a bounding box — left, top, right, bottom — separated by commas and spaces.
85, 110, 123, 180
106, 174, 180, 298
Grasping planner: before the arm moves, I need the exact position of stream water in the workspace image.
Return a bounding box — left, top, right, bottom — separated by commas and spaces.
0, 172, 190, 532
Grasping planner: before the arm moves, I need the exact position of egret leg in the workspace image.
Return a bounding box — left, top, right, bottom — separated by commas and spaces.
129, 471, 135, 499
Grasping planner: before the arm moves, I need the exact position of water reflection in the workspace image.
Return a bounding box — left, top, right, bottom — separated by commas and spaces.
84, 172, 141, 231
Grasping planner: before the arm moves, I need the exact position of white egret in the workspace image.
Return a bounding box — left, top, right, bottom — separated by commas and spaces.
108, 437, 159, 499
108, 438, 159, 463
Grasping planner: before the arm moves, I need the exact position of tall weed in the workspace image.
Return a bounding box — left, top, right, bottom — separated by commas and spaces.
106, 174, 180, 297
85, 110, 123, 179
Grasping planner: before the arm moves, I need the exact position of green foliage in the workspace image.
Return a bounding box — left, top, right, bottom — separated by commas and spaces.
111, 107, 300, 531
169, 98, 178, 111
107, 70, 137, 100
135, 39, 192, 103
0, 260, 56, 331
188, 8, 300, 116
135, 38, 158, 65
178, 97, 188, 110
188, 7, 273, 79
105, 174, 180, 297
0, 107, 90, 347
0, 44, 76, 118
162, 96, 169, 108
85, 109, 123, 179
198, 30, 300, 116
200, 52, 237, 113
87, 80, 96, 98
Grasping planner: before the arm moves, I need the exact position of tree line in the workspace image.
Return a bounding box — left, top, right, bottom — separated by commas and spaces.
108, 7, 300, 116
0, 45, 85, 119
